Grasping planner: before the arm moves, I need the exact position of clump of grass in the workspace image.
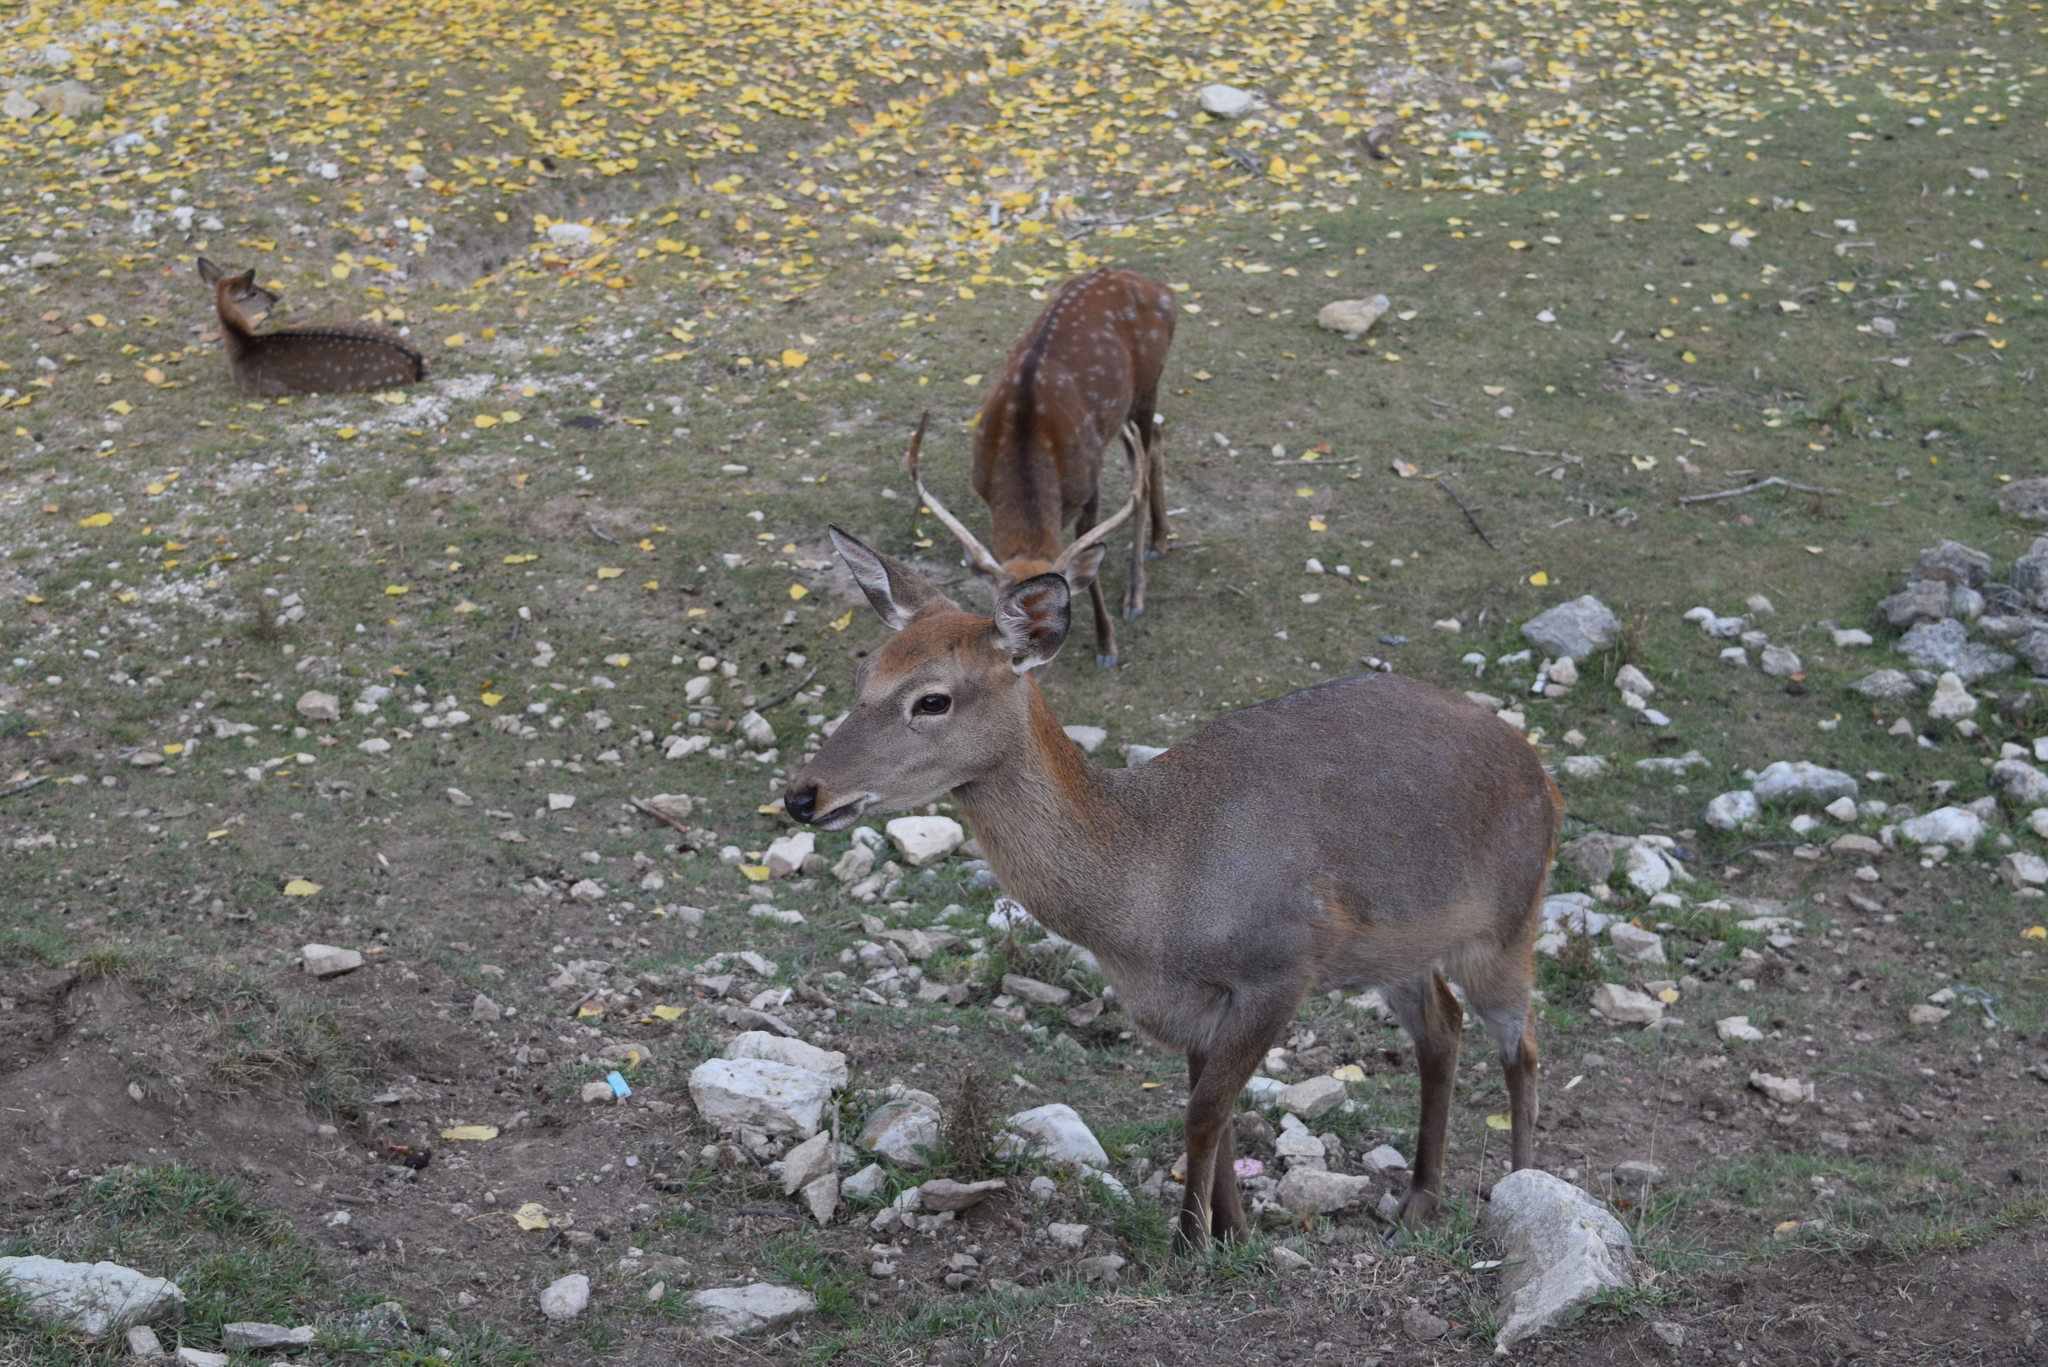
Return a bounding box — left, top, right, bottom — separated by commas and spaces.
213, 998, 370, 1124
1540, 927, 1606, 1007
244, 591, 285, 645
943, 1067, 999, 1179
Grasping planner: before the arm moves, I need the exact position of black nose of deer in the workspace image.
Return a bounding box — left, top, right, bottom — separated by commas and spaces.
784, 782, 818, 825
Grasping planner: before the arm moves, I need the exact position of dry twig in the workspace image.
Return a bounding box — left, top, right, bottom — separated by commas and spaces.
1431, 474, 1497, 550
1677, 476, 1844, 506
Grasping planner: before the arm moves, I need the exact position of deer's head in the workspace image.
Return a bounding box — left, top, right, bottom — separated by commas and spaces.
904, 411, 1138, 603
782, 526, 1072, 830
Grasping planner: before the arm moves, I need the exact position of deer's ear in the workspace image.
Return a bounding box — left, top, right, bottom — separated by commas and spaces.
196, 257, 224, 285
1059, 544, 1108, 594
828, 525, 955, 631
991, 573, 1070, 674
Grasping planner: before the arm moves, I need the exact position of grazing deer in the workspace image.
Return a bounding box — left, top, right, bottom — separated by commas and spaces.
785, 532, 1562, 1250
910, 266, 1175, 668
197, 258, 427, 395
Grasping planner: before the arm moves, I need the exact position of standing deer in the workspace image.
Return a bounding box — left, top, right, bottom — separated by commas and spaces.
910, 266, 1175, 668
197, 258, 427, 395
785, 532, 1562, 1250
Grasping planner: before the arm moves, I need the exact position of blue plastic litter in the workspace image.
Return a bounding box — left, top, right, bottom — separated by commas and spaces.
606, 1071, 632, 1098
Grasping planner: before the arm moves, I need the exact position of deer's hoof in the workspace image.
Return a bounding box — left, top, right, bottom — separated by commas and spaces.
1396, 1188, 1439, 1230
1123, 606, 1145, 622
1095, 653, 1117, 669
1146, 547, 1166, 562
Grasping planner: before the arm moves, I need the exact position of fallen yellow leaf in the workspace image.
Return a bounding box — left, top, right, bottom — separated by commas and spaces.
788, 583, 808, 600
282, 879, 321, 897
831, 610, 853, 631
441, 1126, 499, 1142
206, 829, 229, 840
473, 414, 499, 429
384, 585, 408, 596
480, 692, 503, 707
1528, 571, 1550, 587
504, 553, 538, 565
78, 512, 114, 527
1308, 519, 1326, 532
740, 864, 772, 882
1485, 1114, 1512, 1131
596, 567, 623, 579
652, 1004, 685, 1021
1331, 1064, 1366, 1082
513, 1203, 552, 1231
781, 348, 808, 368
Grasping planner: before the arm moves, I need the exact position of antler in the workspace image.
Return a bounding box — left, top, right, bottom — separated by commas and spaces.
906, 411, 1007, 581
1050, 421, 1147, 577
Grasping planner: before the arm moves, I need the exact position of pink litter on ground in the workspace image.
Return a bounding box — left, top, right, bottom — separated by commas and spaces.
1233, 1158, 1264, 1178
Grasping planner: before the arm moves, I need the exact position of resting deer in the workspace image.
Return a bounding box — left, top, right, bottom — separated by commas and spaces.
197, 258, 427, 395
785, 532, 1562, 1250
911, 266, 1175, 668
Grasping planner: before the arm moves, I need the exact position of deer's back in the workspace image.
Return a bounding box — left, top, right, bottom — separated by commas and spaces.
973, 269, 1175, 550
233, 323, 427, 395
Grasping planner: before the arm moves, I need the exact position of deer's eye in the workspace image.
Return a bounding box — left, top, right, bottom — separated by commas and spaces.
913, 693, 951, 716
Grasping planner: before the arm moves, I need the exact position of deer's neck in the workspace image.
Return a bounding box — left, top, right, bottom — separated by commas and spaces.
952, 686, 1134, 952
213, 288, 256, 361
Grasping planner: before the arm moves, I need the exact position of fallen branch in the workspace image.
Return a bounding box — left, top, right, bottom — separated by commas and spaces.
631, 798, 694, 836
1935, 329, 1989, 346
586, 521, 620, 545
1432, 474, 1497, 550
1497, 444, 1584, 462
0, 774, 50, 801
757, 666, 819, 712
1677, 476, 1844, 506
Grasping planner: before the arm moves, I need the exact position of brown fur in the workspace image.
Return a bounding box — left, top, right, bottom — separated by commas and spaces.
915, 267, 1176, 667
197, 258, 426, 396
788, 533, 1565, 1249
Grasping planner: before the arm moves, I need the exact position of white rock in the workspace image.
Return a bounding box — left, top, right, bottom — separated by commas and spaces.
1897, 806, 1984, 852
1704, 790, 1760, 831
1719, 647, 1750, 668
1824, 796, 1860, 823
1063, 725, 1107, 752
688, 1058, 835, 1137
1520, 596, 1620, 661
1613, 664, 1655, 696
1752, 761, 1857, 806
1590, 984, 1664, 1023
1748, 1071, 1812, 1106
1276, 1168, 1375, 1214
1760, 645, 1803, 678
1546, 656, 1579, 687
1928, 671, 1977, 720
1482, 1170, 1637, 1352
1834, 628, 1875, 647
885, 815, 965, 867
1243, 1075, 1288, 1106
300, 943, 363, 979
569, 878, 606, 904
126, 1327, 163, 1358
778, 1132, 837, 1197
739, 710, 776, 747
1908, 1004, 1951, 1025
1, 91, 41, 121
725, 1031, 849, 1089
690, 1283, 818, 1338
1316, 296, 1391, 335
1005, 1103, 1109, 1167
1559, 755, 1606, 779
295, 690, 340, 722
1360, 1144, 1411, 1174
1276, 1075, 1348, 1120
548, 792, 576, 811
800, 1173, 840, 1224
176, 1350, 229, 1367
2001, 851, 2048, 888
841, 1163, 887, 1199
858, 1098, 941, 1165
357, 737, 392, 755
1607, 923, 1666, 965
223, 1322, 315, 1350
1197, 82, 1258, 118
1715, 1015, 1764, 1042
470, 993, 502, 1022
0, 1256, 186, 1336
765, 831, 815, 879
1121, 743, 1169, 766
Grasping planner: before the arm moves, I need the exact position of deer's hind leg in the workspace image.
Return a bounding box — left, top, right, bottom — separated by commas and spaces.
1119, 424, 1148, 623
1455, 933, 1542, 1174
1382, 968, 1463, 1228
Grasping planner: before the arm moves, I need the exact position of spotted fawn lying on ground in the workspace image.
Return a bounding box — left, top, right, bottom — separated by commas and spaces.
197, 257, 427, 395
